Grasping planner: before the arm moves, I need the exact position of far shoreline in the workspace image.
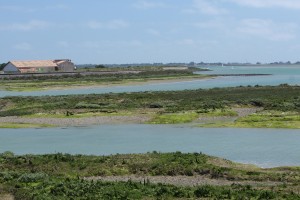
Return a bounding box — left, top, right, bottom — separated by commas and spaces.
0, 74, 214, 92
0, 73, 272, 92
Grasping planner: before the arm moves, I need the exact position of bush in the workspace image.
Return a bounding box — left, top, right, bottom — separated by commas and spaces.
194, 185, 213, 197
148, 103, 163, 108
0, 151, 14, 158
75, 102, 101, 109
17, 172, 48, 183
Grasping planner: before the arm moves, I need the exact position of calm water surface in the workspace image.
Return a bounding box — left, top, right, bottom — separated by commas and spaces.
199, 65, 300, 75
1, 125, 299, 168
0, 65, 299, 97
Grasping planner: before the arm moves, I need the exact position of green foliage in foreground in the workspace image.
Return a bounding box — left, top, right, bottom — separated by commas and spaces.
1, 152, 300, 199
1, 152, 300, 183
3, 176, 299, 200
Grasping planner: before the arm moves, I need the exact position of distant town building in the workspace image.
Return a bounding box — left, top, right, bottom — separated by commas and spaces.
3, 59, 75, 73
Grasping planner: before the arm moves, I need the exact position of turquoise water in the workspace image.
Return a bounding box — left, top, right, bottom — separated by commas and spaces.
199, 65, 300, 75
0, 65, 299, 97
197, 65, 300, 75
1, 125, 300, 168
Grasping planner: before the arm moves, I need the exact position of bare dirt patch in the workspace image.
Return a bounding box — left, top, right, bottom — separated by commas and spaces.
198, 107, 263, 123
85, 175, 281, 187
0, 194, 14, 200
232, 107, 263, 118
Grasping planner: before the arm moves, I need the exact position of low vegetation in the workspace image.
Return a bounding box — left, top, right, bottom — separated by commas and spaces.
1, 152, 300, 199
0, 122, 53, 128
199, 110, 300, 129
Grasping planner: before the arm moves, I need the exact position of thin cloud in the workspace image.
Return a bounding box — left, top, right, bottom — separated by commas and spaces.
46, 4, 70, 10
177, 39, 218, 46
0, 5, 35, 12
0, 20, 49, 31
228, 0, 300, 9
13, 42, 32, 51
186, 0, 228, 15
0, 4, 69, 12
86, 40, 143, 48
57, 41, 70, 48
147, 29, 161, 36
237, 18, 297, 41
133, 0, 165, 9
193, 19, 226, 29
87, 20, 129, 30
177, 39, 196, 46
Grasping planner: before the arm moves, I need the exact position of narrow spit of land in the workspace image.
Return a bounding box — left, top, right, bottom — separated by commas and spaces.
0, 66, 211, 91
0, 85, 299, 128
1, 152, 300, 199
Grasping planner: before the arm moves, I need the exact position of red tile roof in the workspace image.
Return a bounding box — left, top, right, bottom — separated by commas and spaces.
10, 60, 58, 68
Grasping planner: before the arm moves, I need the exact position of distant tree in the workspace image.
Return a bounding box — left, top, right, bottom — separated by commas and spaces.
0, 63, 7, 71
256, 62, 261, 65
188, 62, 195, 66
95, 64, 106, 68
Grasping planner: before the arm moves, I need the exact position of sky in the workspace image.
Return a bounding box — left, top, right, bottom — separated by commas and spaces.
1, 0, 300, 64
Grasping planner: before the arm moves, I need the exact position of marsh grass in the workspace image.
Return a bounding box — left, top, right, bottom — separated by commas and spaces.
1, 85, 300, 128
198, 108, 238, 117
150, 112, 199, 124
22, 109, 151, 118
0, 122, 54, 128
199, 110, 300, 129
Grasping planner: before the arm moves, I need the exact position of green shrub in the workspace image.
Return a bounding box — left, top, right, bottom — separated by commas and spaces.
75, 102, 101, 109
17, 172, 48, 183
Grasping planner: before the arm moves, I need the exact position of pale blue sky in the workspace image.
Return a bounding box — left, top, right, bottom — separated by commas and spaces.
1, 0, 300, 64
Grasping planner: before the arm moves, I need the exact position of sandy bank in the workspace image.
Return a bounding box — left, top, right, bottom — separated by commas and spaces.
0, 108, 263, 128
0, 115, 150, 127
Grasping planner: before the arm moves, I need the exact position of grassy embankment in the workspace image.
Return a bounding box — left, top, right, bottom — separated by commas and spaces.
0, 123, 53, 128
0, 85, 299, 128
1, 152, 300, 199
0, 67, 209, 91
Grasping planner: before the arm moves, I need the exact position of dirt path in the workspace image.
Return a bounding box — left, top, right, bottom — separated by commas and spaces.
198, 107, 263, 122
232, 107, 263, 117
85, 175, 280, 187
0, 194, 14, 200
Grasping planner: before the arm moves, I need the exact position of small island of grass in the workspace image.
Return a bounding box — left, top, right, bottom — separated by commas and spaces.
0, 84, 299, 129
